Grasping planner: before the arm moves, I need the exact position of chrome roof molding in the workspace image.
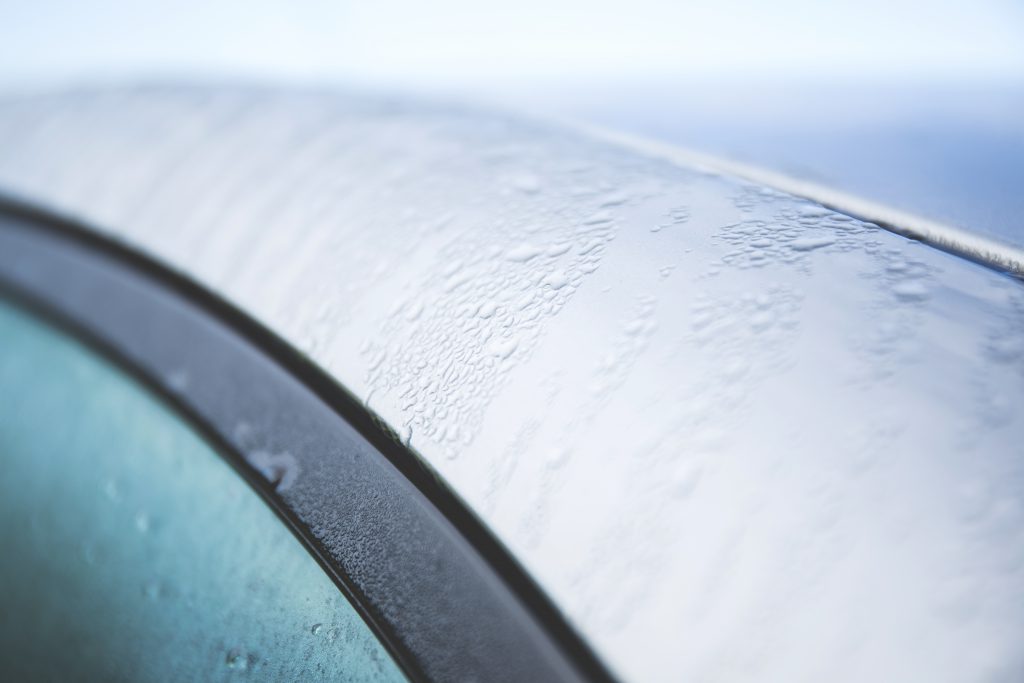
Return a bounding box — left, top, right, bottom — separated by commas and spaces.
579, 122, 1024, 277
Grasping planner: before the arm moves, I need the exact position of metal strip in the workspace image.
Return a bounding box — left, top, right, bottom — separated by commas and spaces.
575, 121, 1024, 277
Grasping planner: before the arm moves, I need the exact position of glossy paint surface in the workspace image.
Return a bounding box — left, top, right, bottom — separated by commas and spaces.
0, 89, 1022, 682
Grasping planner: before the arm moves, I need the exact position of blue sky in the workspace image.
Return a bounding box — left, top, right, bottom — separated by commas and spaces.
1, 0, 1021, 92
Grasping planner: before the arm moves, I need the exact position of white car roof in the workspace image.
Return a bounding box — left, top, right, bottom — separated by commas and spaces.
1, 88, 1022, 682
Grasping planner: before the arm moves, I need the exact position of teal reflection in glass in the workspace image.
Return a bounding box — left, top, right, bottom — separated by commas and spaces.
0, 298, 407, 682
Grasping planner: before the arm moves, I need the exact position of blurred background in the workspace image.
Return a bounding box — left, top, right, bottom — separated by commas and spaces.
1, 0, 1022, 244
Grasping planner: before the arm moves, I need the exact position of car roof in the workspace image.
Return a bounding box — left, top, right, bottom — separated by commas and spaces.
524, 80, 1024, 252
1, 87, 1022, 682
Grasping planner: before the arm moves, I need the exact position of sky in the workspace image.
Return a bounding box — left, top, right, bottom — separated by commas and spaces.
0, 0, 1022, 94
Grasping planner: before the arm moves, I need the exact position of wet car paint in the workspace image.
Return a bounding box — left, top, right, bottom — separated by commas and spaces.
0, 88, 1022, 682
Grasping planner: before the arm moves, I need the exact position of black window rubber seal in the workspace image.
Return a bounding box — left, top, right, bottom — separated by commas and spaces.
0, 196, 618, 683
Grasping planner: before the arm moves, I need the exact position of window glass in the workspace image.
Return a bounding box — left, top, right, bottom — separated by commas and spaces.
0, 298, 407, 682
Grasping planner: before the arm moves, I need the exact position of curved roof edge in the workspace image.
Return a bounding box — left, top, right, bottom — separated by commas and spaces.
574, 121, 1024, 277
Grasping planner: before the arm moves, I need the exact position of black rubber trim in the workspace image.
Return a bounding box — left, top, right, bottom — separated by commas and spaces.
0, 198, 618, 683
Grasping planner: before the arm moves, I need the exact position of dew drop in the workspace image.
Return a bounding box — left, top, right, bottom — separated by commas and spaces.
505, 244, 545, 262
404, 300, 424, 321
749, 310, 774, 332
225, 649, 248, 670
488, 338, 519, 360
790, 236, 835, 252
582, 210, 613, 225
892, 280, 929, 302
797, 204, 831, 218
886, 259, 908, 274
511, 173, 541, 194
444, 270, 472, 292
721, 357, 750, 381
624, 319, 647, 336
546, 448, 570, 468
103, 479, 121, 502
671, 462, 704, 498
543, 270, 570, 290
600, 192, 627, 207
167, 369, 189, 392
476, 301, 497, 319
245, 451, 300, 492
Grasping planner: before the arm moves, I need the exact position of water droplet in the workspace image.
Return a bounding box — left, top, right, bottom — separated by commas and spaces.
167, 369, 189, 392
225, 649, 248, 670
721, 357, 749, 381
671, 462, 704, 498
790, 236, 835, 252
245, 451, 300, 492
546, 448, 570, 468
892, 280, 929, 302
797, 204, 831, 218
624, 319, 647, 336
488, 337, 518, 360
444, 269, 472, 292
543, 270, 570, 290
103, 479, 121, 502
582, 210, 613, 225
367, 349, 387, 371
749, 310, 774, 332
404, 300, 424, 321
476, 301, 497, 319
505, 244, 545, 262
511, 173, 541, 194
600, 192, 627, 207
311, 623, 323, 635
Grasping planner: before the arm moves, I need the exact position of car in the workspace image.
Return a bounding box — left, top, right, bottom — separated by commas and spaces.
0, 87, 1022, 682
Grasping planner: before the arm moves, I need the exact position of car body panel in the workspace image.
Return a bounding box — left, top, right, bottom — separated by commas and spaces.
1, 88, 1022, 682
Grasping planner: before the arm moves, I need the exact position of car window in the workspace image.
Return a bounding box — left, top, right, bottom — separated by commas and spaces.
0, 297, 407, 682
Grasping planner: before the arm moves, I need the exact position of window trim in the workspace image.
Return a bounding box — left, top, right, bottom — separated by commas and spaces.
0, 197, 616, 683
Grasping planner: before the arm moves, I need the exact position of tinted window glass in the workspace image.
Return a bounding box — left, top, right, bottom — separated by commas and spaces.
0, 298, 407, 682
